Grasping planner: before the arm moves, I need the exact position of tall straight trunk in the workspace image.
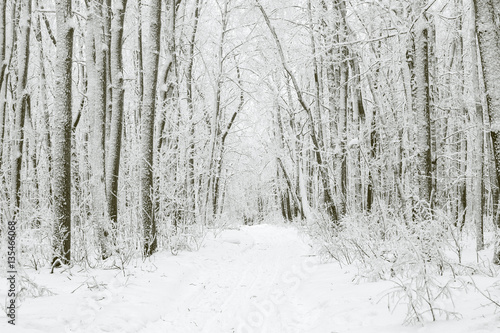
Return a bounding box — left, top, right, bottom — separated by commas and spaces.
488, 133, 499, 221
428, 22, 438, 210
86, 0, 109, 256
274, 102, 288, 220
457, 117, 467, 230
307, 0, 324, 149
106, 0, 127, 227
3, 3, 18, 169
325, 47, 339, 211
367, 108, 377, 211
25, 98, 40, 209
156, 0, 179, 154
53, 0, 74, 264
350, 58, 364, 211
11, 0, 31, 218
464, 0, 484, 250
338, 55, 348, 215
135, 0, 144, 127
154, 0, 179, 229
450, 2, 468, 231
475, 0, 500, 263
334, 0, 348, 216
414, 19, 432, 208
284, 73, 305, 219
186, 0, 200, 223
34, 5, 53, 202
141, 0, 161, 256
104, 0, 112, 144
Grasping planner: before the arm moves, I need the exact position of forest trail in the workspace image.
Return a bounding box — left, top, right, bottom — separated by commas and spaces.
142, 224, 316, 333
1, 223, 498, 333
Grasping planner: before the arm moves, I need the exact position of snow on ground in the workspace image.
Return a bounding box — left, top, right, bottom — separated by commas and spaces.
1, 223, 500, 332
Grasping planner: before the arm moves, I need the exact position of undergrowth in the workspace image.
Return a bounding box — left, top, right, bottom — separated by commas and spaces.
307, 203, 499, 325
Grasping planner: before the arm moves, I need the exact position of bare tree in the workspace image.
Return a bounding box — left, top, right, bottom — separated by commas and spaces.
463, 0, 484, 250
475, 0, 500, 263
53, 0, 74, 264
414, 18, 432, 209
255, 0, 338, 223
186, 0, 201, 224
141, 0, 161, 256
86, 0, 110, 257
11, 0, 31, 218
106, 0, 128, 227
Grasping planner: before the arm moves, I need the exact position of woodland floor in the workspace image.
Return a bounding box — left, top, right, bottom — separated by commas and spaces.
1, 222, 499, 332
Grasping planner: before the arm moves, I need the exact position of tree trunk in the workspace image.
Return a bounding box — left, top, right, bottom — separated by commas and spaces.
334, 0, 348, 216
464, 0, 484, 250
141, 0, 161, 256
34, 5, 53, 203
104, 0, 112, 144
53, 0, 74, 264
86, 0, 110, 257
213, 63, 243, 216
187, 0, 201, 224
475, 0, 500, 263
11, 0, 31, 219
205, 0, 228, 223
106, 0, 127, 228
135, 0, 144, 127
414, 19, 432, 209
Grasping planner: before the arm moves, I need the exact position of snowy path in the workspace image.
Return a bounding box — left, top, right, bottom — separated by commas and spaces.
1, 224, 499, 333
137, 224, 322, 333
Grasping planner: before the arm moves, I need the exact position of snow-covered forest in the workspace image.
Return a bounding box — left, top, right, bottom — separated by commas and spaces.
1, 0, 500, 331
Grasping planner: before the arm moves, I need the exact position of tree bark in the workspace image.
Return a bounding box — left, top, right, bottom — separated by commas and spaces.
187, 0, 200, 224
334, 0, 348, 216
205, 0, 228, 223
106, 0, 128, 228
464, 0, 484, 250
475, 0, 500, 263
86, 0, 110, 257
414, 19, 432, 208
213, 62, 243, 216
135, 0, 144, 126
53, 0, 74, 264
34, 4, 53, 202
11, 0, 31, 219
141, 0, 161, 256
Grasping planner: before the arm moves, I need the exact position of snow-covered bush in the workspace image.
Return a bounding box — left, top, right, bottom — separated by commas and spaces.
308, 204, 471, 324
